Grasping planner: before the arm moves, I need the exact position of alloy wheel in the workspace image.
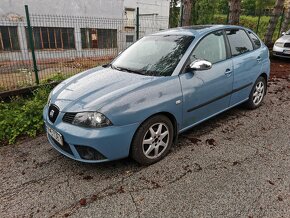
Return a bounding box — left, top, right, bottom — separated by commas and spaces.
142, 123, 169, 159
253, 81, 265, 106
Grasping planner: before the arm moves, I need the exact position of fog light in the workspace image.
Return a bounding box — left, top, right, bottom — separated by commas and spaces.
75, 145, 106, 160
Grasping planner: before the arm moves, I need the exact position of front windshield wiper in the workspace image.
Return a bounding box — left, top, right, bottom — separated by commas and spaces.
110, 64, 145, 75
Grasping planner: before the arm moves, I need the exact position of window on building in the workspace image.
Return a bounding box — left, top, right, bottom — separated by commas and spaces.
0, 26, 20, 51
81, 28, 117, 49
26, 27, 75, 50
125, 8, 135, 27
126, 35, 134, 43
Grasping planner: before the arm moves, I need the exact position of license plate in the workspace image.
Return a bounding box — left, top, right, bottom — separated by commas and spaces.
47, 125, 63, 146
283, 50, 290, 54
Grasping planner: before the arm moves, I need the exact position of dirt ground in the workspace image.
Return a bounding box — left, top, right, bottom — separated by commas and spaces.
0, 58, 289, 218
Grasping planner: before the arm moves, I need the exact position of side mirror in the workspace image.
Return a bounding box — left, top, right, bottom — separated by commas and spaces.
188, 59, 212, 71
282, 32, 286, 36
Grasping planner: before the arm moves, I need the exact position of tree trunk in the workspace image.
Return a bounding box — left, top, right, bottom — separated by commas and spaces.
264, 0, 285, 45
281, 7, 290, 34
228, 0, 241, 25
182, 0, 193, 26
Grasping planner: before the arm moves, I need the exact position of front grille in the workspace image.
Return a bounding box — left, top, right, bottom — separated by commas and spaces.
284, 43, 290, 48
63, 112, 77, 123
274, 52, 290, 57
51, 137, 73, 155
48, 104, 59, 123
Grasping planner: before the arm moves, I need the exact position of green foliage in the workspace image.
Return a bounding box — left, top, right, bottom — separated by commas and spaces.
169, 0, 180, 28
40, 72, 68, 84
216, 0, 229, 14
242, 0, 257, 16
0, 87, 51, 145
195, 0, 216, 24
214, 14, 283, 41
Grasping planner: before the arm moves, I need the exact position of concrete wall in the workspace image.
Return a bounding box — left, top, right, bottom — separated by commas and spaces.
0, 0, 124, 18
0, 0, 170, 61
124, 0, 170, 17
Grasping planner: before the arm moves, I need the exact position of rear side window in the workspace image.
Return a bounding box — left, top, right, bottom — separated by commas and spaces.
248, 31, 261, 49
190, 31, 227, 64
226, 29, 253, 56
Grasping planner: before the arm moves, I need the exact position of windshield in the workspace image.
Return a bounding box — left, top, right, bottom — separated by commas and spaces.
111, 35, 194, 76
286, 30, 290, 35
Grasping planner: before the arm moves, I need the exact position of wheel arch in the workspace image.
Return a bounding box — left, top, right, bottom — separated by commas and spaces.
129, 111, 179, 154
258, 72, 268, 93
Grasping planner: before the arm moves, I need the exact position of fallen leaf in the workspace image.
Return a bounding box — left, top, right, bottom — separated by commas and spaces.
117, 186, 125, 193
79, 198, 87, 206
206, 138, 216, 146
83, 175, 93, 180
233, 161, 241, 166
267, 180, 275, 185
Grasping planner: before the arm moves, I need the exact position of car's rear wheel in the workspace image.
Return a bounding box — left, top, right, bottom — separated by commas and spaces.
245, 76, 266, 109
131, 115, 173, 165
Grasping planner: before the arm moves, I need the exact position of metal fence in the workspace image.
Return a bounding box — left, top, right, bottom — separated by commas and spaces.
0, 6, 169, 93
176, 3, 288, 42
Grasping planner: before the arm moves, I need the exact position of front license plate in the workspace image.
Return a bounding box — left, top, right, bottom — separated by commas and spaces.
283, 50, 290, 54
47, 125, 63, 146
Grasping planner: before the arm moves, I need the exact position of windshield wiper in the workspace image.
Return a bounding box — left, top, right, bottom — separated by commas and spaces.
110, 64, 144, 75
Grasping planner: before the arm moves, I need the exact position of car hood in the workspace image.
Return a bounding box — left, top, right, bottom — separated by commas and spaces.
51, 66, 159, 112
276, 35, 290, 43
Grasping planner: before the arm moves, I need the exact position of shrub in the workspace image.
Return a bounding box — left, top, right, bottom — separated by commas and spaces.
0, 86, 51, 145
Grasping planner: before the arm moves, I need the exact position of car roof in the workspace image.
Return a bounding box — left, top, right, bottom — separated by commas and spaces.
152, 25, 249, 37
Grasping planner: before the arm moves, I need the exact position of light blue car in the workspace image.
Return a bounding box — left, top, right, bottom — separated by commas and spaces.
43, 25, 270, 165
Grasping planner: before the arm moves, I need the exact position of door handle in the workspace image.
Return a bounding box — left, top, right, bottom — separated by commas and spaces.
256, 56, 262, 62
224, 69, 232, 77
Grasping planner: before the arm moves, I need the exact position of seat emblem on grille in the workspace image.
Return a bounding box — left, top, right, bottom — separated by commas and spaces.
49, 109, 55, 118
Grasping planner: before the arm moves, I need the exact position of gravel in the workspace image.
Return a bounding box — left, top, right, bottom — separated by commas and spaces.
0, 77, 289, 218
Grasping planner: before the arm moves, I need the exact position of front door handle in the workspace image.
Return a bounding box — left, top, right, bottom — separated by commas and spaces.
224, 69, 232, 77
257, 56, 262, 62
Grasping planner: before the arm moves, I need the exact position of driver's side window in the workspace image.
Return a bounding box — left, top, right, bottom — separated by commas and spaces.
190, 31, 227, 64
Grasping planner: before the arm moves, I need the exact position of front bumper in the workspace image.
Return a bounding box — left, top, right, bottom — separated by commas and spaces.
273, 45, 290, 58
43, 105, 139, 163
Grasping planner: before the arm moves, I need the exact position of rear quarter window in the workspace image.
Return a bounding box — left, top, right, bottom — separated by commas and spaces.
248, 31, 261, 49
226, 29, 253, 56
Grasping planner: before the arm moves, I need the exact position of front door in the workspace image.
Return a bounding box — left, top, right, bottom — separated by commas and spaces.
179, 30, 234, 130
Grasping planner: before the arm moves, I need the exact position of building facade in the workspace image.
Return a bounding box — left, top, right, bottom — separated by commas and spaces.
0, 0, 170, 61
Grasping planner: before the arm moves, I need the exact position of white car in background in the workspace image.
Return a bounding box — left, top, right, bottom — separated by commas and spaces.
273, 30, 290, 58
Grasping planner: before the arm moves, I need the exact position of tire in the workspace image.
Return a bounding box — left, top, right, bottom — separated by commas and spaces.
131, 115, 174, 165
244, 76, 267, 109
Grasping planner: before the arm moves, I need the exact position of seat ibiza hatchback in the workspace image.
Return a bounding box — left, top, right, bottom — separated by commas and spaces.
44, 25, 270, 165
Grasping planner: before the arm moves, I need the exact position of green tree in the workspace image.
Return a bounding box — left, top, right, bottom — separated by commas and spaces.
169, 0, 180, 28
216, 0, 229, 14
195, 0, 216, 24
242, 0, 257, 15
264, 0, 285, 44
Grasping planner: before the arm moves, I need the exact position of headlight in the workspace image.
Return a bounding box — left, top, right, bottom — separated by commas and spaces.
47, 92, 52, 105
72, 112, 112, 128
275, 42, 284, 47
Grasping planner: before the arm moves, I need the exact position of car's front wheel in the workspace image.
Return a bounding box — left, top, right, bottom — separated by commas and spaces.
131, 115, 174, 165
245, 76, 267, 109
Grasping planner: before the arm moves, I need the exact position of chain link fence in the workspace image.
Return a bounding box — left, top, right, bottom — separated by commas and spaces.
0, 7, 169, 93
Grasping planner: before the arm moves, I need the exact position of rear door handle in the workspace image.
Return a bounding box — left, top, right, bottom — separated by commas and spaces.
257, 56, 262, 62
224, 69, 232, 77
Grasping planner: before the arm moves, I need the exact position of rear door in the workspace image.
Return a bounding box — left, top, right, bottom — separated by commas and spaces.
179, 30, 234, 130
225, 28, 263, 106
